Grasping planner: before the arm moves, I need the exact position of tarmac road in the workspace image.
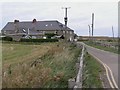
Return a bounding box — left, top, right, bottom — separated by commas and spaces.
78, 42, 119, 88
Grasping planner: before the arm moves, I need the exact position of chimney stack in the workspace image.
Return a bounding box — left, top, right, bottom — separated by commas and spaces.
32, 19, 37, 23
14, 20, 19, 24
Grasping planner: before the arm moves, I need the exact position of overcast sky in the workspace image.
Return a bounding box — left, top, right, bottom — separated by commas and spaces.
0, 2, 118, 37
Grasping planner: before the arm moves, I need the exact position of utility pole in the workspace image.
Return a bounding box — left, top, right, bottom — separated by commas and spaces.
62, 7, 71, 41
91, 13, 94, 42
91, 13, 94, 37
112, 26, 115, 41
88, 25, 91, 39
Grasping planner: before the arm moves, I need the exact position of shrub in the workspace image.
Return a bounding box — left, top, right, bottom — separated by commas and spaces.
45, 33, 56, 38
2, 36, 13, 41
20, 38, 58, 42
107, 39, 113, 42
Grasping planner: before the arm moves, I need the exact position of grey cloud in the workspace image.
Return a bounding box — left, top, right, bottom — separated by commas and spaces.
0, 2, 118, 36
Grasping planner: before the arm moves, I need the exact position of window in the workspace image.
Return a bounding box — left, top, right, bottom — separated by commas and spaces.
70, 31, 73, 35
37, 30, 43, 33
4, 31, 6, 34
32, 36, 37, 39
59, 24, 63, 27
40, 31, 43, 33
43, 31, 45, 34
54, 31, 57, 34
63, 31, 65, 34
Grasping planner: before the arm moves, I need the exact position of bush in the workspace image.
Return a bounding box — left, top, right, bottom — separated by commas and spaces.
107, 39, 113, 42
2, 36, 13, 41
77, 39, 89, 41
45, 33, 56, 38
20, 38, 58, 42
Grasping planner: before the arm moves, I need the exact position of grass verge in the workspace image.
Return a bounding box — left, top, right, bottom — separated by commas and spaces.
84, 41, 119, 54
82, 52, 103, 88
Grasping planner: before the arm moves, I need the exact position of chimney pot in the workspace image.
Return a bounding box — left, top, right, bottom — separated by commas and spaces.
33, 19, 37, 23
14, 20, 19, 24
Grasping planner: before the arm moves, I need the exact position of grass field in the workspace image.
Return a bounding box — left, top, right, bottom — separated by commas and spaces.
2, 42, 81, 88
82, 52, 103, 88
84, 41, 119, 54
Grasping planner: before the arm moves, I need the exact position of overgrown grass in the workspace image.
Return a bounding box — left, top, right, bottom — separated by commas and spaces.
84, 41, 119, 54
2, 42, 81, 88
0, 40, 1, 89
82, 52, 103, 88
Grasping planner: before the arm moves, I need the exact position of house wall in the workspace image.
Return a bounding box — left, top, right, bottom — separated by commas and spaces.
56, 30, 74, 41
8, 35, 23, 41
30, 35, 43, 39
1, 30, 15, 35
66, 30, 74, 41
36, 30, 74, 41
2, 29, 74, 41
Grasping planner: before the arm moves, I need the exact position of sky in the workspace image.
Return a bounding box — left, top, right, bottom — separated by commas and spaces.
0, 1, 118, 37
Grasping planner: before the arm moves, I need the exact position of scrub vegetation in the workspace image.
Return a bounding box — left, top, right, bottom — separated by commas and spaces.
2, 42, 81, 88
82, 52, 103, 88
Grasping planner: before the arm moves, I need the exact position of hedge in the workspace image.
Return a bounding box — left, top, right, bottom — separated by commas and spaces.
20, 38, 58, 42
2, 36, 13, 41
45, 33, 56, 38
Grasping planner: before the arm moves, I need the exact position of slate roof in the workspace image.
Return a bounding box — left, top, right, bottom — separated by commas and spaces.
2, 20, 73, 31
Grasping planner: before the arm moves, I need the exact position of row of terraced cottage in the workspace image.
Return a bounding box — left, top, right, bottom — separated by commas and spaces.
1, 19, 75, 41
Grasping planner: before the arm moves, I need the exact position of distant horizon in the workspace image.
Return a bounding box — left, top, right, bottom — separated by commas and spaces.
78, 35, 119, 38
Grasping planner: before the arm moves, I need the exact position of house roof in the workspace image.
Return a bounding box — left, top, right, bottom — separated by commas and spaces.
2, 20, 73, 31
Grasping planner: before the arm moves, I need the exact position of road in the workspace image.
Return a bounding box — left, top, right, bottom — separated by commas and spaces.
78, 42, 119, 89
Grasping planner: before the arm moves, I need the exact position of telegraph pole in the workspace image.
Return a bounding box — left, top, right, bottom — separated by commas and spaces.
62, 7, 71, 41
88, 25, 91, 40
91, 13, 94, 37
112, 26, 115, 41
